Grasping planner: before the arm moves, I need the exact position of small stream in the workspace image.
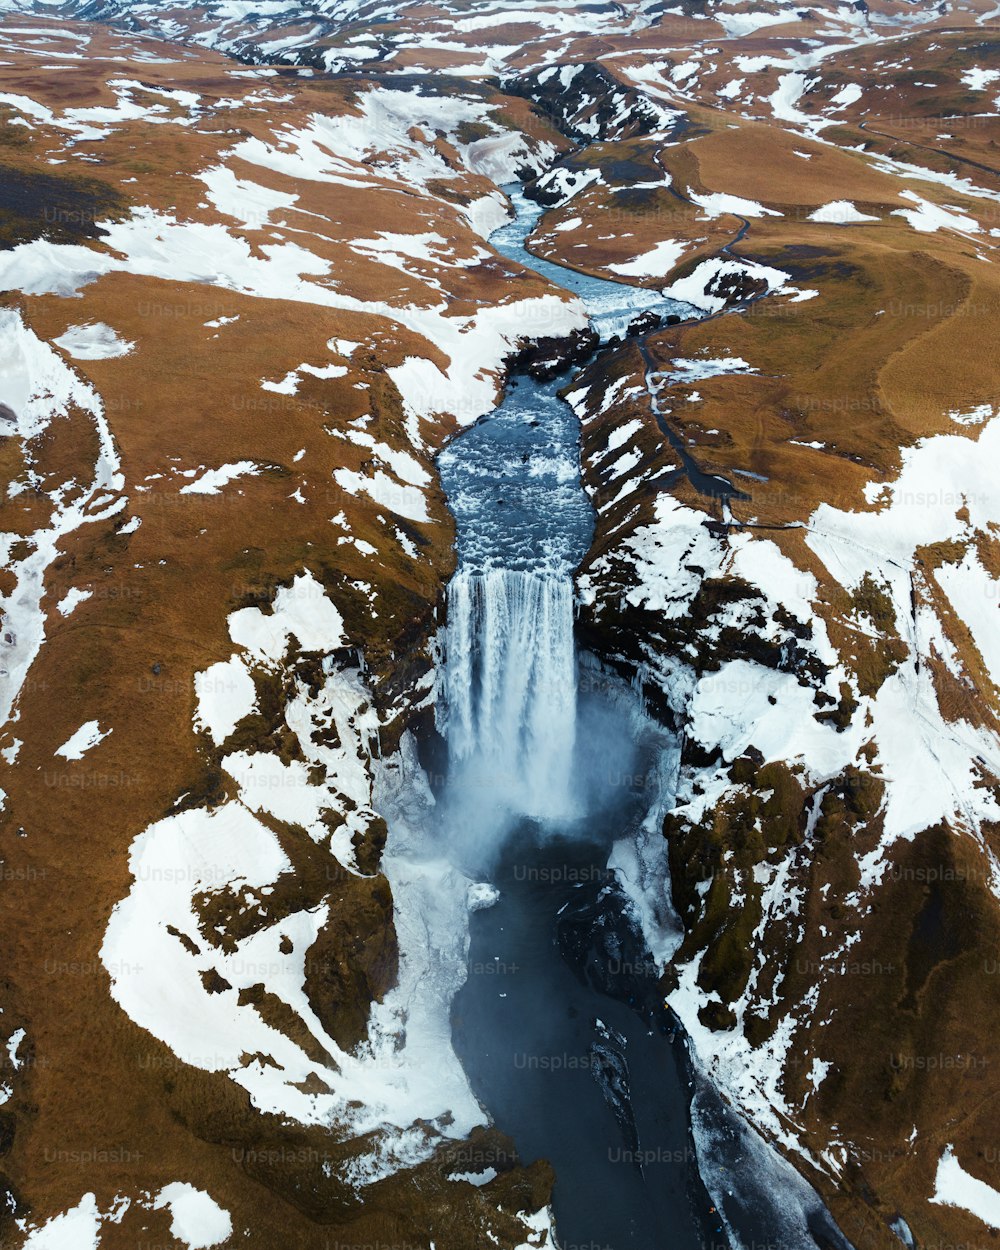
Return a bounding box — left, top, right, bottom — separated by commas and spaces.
434, 185, 852, 1250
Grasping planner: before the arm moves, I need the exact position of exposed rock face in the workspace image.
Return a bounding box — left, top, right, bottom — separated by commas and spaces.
304, 873, 399, 1053
701, 264, 770, 307
627, 309, 672, 336
506, 325, 600, 381
506, 62, 682, 145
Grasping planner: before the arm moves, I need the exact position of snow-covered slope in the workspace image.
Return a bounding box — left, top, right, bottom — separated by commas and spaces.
9, 0, 1000, 79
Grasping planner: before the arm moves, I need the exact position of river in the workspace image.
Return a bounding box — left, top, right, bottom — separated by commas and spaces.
431, 184, 854, 1250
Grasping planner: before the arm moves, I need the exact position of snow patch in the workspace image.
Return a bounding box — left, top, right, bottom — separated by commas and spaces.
53, 322, 134, 360
609, 238, 687, 278
151, 1184, 233, 1250
931, 1145, 1000, 1229
55, 720, 111, 760
194, 656, 257, 745
808, 200, 879, 225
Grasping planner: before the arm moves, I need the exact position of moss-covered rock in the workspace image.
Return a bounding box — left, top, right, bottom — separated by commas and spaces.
304, 873, 399, 1053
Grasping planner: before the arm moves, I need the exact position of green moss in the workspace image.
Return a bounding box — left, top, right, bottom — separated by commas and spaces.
744, 1010, 777, 1048
818, 766, 884, 833
839, 574, 910, 696
850, 573, 898, 633
424, 178, 472, 206
221, 667, 304, 765
454, 120, 492, 144
0, 113, 28, 150
697, 893, 760, 1005
667, 754, 811, 1014
194, 850, 333, 963
758, 761, 809, 854
171, 764, 230, 814
816, 680, 859, 731
353, 812, 388, 877
699, 1001, 737, 1031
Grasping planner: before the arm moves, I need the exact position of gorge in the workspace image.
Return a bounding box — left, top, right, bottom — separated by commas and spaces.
424, 184, 854, 1250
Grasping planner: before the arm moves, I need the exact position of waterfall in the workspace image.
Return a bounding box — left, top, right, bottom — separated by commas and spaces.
443, 566, 578, 823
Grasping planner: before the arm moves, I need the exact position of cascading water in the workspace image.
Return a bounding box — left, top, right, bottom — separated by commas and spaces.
436, 296, 596, 834
434, 191, 716, 1248
444, 567, 578, 821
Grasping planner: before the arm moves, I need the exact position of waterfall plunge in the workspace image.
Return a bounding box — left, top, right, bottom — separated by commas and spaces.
444, 567, 579, 824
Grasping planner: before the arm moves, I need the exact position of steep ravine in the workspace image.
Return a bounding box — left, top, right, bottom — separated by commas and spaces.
422, 181, 856, 1250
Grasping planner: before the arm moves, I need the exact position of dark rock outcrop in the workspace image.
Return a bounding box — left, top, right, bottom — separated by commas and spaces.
704, 265, 770, 307
304, 873, 399, 1052
507, 324, 600, 381
505, 62, 681, 145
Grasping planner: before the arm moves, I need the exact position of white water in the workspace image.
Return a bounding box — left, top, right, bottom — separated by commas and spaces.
444, 567, 578, 822
435, 184, 694, 832
435, 182, 693, 839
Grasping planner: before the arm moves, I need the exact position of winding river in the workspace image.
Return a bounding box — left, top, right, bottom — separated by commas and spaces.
433, 186, 853, 1250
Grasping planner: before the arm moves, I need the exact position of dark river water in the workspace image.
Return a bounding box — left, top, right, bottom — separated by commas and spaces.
451, 811, 724, 1250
